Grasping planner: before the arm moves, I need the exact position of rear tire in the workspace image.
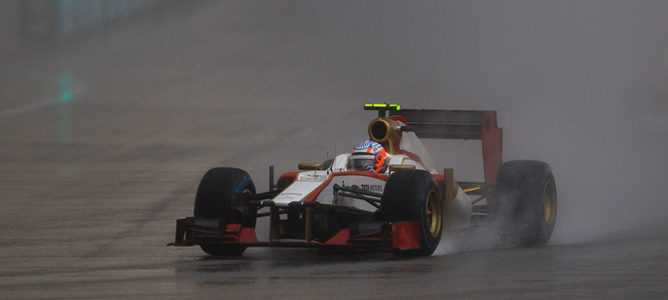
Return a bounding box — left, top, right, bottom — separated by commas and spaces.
381, 170, 443, 256
489, 161, 557, 246
194, 167, 257, 256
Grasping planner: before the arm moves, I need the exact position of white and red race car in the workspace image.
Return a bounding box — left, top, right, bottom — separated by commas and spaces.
170, 104, 557, 256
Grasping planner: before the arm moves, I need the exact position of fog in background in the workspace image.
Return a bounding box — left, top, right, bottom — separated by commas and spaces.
235, 0, 668, 244
2, 0, 667, 246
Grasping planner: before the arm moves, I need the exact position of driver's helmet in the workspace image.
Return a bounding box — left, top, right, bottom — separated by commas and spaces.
351, 140, 387, 173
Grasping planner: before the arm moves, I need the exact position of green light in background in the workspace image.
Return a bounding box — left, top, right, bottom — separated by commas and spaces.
59, 71, 73, 103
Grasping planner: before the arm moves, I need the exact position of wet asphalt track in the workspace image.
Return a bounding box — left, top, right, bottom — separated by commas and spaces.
1, 1, 667, 298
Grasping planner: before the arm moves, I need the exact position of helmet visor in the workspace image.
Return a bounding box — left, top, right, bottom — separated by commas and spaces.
351, 153, 376, 172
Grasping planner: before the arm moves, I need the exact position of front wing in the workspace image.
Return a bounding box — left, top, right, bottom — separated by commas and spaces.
169, 216, 422, 251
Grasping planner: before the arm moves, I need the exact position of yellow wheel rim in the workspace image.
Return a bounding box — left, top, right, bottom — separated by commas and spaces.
425, 189, 442, 238
542, 180, 557, 226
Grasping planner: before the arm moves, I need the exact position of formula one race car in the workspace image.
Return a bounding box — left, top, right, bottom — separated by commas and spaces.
170, 104, 557, 256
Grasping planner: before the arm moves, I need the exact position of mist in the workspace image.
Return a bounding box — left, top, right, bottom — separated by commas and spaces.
2, 2, 667, 297
235, 0, 668, 244
2, 0, 666, 247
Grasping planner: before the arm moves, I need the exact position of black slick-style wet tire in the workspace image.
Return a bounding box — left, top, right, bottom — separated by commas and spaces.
381, 170, 443, 256
489, 160, 557, 246
194, 167, 257, 256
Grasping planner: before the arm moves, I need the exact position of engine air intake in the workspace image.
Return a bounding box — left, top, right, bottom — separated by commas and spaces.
368, 118, 401, 154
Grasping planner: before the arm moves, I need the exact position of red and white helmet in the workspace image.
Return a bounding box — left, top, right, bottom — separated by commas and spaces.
351, 140, 387, 173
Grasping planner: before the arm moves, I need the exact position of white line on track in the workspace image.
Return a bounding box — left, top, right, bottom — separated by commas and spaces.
0, 100, 62, 119
0, 84, 85, 119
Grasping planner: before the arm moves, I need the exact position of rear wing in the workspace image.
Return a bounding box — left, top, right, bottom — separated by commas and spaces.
365, 104, 503, 185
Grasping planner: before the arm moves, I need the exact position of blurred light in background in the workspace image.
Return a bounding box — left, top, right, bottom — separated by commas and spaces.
58, 71, 73, 103
18, 0, 159, 40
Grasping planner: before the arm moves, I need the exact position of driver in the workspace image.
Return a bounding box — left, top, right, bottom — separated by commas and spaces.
350, 140, 388, 173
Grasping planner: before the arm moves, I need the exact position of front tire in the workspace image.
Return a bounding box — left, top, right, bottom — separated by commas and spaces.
381, 170, 443, 256
194, 167, 257, 256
